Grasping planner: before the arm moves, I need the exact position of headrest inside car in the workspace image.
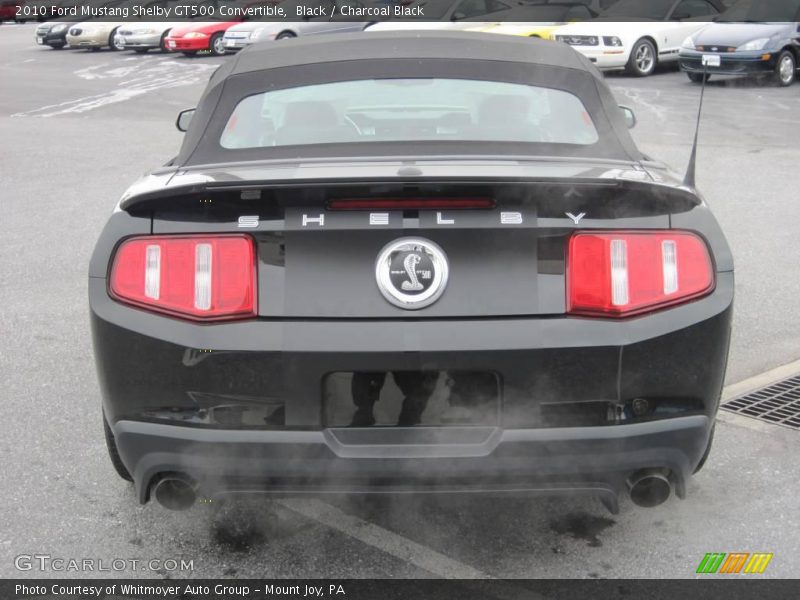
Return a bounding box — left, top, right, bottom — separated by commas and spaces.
479, 95, 531, 126
282, 101, 339, 128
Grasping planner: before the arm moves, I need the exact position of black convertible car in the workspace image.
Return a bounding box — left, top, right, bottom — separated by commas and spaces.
90, 32, 733, 514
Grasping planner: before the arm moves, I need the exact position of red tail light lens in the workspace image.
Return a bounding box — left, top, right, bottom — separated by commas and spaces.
109, 235, 256, 321
567, 231, 713, 317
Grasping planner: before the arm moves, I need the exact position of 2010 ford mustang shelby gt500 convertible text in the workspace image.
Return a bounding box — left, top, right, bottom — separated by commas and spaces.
90, 31, 733, 514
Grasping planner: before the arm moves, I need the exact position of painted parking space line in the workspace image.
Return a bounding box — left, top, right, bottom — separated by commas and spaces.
276, 498, 546, 598
276, 497, 490, 578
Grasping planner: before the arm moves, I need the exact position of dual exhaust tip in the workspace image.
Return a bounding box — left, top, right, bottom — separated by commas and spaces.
151, 469, 674, 511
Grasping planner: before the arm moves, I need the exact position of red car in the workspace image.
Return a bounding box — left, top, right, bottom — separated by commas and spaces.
0, 0, 24, 22
165, 21, 240, 57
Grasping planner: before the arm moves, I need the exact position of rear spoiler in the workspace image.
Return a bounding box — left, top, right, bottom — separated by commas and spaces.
117, 155, 702, 212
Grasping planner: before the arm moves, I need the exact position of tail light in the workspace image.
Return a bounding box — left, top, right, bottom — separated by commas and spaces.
567, 231, 713, 317
109, 235, 256, 321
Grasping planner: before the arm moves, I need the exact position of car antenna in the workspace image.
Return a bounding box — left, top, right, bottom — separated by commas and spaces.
683, 55, 716, 188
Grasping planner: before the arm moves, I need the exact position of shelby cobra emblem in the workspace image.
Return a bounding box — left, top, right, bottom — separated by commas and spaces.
375, 238, 449, 309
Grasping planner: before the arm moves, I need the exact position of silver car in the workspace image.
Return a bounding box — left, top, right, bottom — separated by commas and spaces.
222, 0, 371, 52
115, 22, 176, 53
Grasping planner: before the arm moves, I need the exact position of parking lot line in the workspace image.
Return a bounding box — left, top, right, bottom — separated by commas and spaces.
282, 498, 546, 600
276, 497, 491, 579
279, 497, 548, 597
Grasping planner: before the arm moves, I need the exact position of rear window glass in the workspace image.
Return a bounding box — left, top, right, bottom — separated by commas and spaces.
219, 78, 599, 150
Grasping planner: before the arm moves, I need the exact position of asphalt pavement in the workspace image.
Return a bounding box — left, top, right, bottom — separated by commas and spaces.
1, 23, 799, 581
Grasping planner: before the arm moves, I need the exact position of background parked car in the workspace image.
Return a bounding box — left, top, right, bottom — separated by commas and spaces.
34, 9, 86, 48
165, 20, 240, 56
35, 20, 69, 48
465, 2, 599, 38
680, 0, 800, 86
164, 0, 287, 55
114, 1, 214, 52
114, 0, 229, 52
366, 0, 517, 29
553, 0, 726, 76
222, 0, 373, 52
0, 0, 24, 23
115, 22, 176, 53
517, 0, 619, 13
66, 20, 126, 51
34, 0, 122, 48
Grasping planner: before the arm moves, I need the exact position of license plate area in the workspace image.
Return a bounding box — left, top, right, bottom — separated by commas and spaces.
323, 371, 500, 428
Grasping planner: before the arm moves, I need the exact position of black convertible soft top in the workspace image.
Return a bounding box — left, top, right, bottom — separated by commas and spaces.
177, 31, 644, 166
229, 30, 597, 74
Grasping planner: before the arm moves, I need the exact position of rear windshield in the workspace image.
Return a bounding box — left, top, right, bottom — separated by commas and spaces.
219, 78, 600, 150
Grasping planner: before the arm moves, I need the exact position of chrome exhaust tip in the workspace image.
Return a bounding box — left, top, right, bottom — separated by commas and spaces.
627, 468, 672, 508
152, 476, 197, 511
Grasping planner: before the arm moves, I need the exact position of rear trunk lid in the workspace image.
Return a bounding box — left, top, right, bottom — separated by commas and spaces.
128, 159, 700, 319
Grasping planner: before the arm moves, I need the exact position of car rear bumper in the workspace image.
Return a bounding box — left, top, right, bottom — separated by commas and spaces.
679, 50, 777, 76
91, 270, 733, 506
114, 414, 710, 509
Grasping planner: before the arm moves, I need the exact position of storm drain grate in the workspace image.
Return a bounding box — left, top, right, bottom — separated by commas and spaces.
722, 375, 800, 430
